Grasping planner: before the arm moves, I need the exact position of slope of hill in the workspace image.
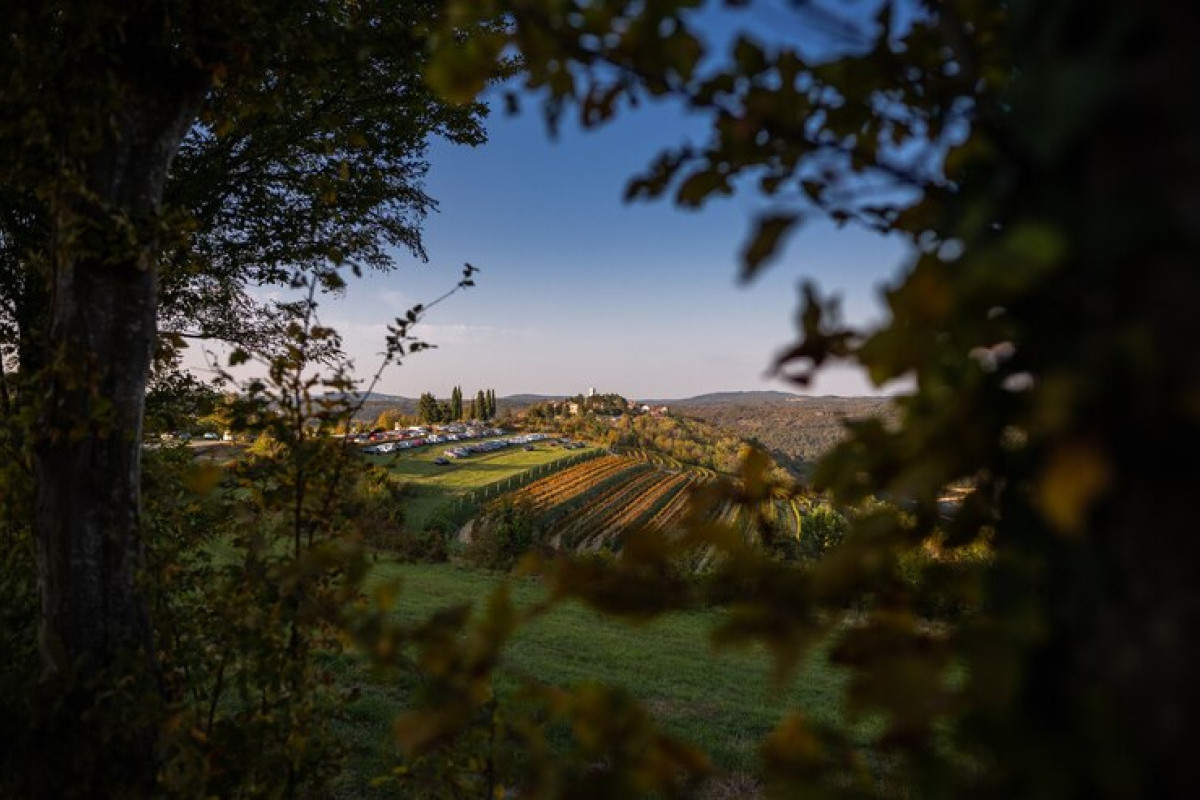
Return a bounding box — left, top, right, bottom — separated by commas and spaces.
670, 395, 896, 473
529, 407, 786, 479
641, 390, 803, 407
499, 393, 560, 406
466, 451, 811, 571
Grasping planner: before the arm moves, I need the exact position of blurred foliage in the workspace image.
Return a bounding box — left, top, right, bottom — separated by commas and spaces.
1, 1, 489, 792
421, 0, 1200, 796
3, 0, 1199, 796
0, 294, 368, 796
0, 266, 476, 797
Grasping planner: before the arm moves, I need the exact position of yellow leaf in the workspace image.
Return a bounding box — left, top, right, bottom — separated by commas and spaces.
394, 709, 452, 754
372, 581, 398, 612
1038, 441, 1111, 534
761, 712, 822, 766
739, 445, 772, 501
903, 259, 953, 322
182, 463, 222, 496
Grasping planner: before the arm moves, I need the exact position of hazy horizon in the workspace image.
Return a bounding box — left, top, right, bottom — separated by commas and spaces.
347, 387, 894, 402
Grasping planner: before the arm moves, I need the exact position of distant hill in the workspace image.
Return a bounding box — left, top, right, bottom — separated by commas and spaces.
645, 390, 803, 407
323, 391, 413, 403
358, 392, 412, 403
498, 394, 561, 408
668, 394, 896, 474
351, 395, 417, 419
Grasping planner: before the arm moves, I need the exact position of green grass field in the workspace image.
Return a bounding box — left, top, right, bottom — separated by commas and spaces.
364, 439, 600, 530
325, 562, 848, 796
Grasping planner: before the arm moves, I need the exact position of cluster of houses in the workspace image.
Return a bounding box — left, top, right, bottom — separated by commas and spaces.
358, 423, 506, 455
557, 396, 669, 418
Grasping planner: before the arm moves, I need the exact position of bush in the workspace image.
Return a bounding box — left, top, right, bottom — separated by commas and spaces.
896, 542, 990, 621
761, 503, 848, 565
392, 527, 450, 563
352, 469, 408, 546
462, 499, 539, 571
800, 505, 848, 560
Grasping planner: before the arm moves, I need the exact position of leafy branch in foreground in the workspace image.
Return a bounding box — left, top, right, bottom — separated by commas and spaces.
0, 2, 489, 791
0, 265, 486, 797
425, 1, 1200, 796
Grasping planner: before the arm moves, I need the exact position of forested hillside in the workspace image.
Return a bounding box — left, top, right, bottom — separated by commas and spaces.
522, 400, 790, 478
671, 396, 895, 473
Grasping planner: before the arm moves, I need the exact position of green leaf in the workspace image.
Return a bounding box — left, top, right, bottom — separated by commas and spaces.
740, 213, 800, 281
674, 167, 728, 207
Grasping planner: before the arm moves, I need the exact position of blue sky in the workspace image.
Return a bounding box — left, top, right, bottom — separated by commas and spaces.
187, 5, 918, 399
307, 104, 913, 399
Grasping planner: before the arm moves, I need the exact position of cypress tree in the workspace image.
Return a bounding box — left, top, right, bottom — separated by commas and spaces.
417, 392, 439, 425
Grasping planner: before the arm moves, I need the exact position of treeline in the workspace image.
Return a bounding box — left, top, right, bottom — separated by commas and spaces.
523, 391, 630, 420
359, 387, 500, 430
612, 414, 771, 477
416, 386, 496, 425
675, 398, 895, 473
540, 409, 790, 480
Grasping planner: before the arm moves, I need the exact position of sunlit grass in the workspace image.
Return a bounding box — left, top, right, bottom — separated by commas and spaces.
367, 439, 598, 488
364, 440, 600, 530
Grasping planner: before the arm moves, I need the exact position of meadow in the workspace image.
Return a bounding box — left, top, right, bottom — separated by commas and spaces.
326, 562, 849, 797
363, 438, 600, 531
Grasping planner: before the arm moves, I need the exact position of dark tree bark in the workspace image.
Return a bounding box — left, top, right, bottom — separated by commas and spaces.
31, 78, 203, 788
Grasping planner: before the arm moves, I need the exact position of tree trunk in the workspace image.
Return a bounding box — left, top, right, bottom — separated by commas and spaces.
32, 87, 200, 789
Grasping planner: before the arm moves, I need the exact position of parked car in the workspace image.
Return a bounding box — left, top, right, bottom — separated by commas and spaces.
202, 432, 218, 440
433, 457, 450, 465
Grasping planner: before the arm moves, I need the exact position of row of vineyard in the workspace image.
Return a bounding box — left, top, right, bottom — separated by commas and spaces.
501, 452, 813, 557
515, 454, 633, 511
